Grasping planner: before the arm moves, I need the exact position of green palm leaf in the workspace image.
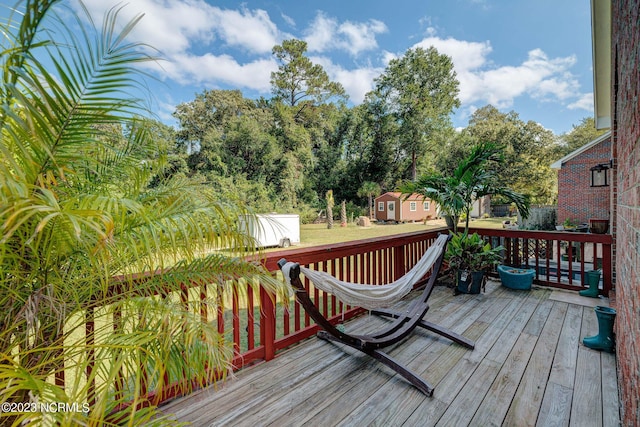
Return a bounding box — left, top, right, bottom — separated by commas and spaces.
1, 2, 289, 425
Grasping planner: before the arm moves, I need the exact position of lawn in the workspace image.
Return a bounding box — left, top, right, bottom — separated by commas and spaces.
286, 216, 514, 250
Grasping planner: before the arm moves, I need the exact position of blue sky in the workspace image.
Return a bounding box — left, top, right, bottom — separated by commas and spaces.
73, 0, 595, 135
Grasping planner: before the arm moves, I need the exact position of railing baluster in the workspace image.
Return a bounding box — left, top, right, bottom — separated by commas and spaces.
602, 240, 612, 296
394, 245, 404, 281
260, 286, 275, 361
232, 287, 241, 353
247, 286, 256, 350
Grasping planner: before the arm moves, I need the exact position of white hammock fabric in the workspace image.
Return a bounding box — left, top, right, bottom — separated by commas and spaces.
282, 234, 448, 310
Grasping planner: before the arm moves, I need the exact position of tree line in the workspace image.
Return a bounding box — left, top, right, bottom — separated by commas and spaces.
155, 39, 606, 222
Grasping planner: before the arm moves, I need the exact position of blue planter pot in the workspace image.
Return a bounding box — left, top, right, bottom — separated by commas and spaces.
498, 265, 535, 290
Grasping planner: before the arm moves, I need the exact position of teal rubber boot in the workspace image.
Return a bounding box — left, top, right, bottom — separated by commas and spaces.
583, 306, 616, 353
579, 270, 601, 297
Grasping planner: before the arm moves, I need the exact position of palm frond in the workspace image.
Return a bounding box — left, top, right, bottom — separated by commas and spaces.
1, 2, 289, 425
3, 2, 157, 188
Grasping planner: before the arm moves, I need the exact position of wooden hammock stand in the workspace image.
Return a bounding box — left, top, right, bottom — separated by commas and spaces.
277, 235, 475, 396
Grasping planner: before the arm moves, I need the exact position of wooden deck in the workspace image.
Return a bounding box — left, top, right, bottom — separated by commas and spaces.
159, 281, 620, 426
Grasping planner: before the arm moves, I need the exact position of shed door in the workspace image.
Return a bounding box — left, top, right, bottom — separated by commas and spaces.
387, 201, 395, 220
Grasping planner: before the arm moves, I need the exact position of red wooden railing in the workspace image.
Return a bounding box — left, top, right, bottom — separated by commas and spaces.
80, 226, 613, 411
469, 228, 613, 296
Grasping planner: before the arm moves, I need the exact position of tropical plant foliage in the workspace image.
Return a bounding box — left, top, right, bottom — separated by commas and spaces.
400, 142, 530, 234
445, 231, 504, 273
0, 1, 286, 425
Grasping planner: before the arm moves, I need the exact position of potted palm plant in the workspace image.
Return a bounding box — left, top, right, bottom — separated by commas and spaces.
446, 231, 504, 293
401, 142, 530, 234
400, 142, 529, 294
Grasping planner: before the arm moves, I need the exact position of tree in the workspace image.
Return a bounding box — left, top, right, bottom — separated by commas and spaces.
465, 105, 557, 205
172, 89, 280, 209
558, 117, 608, 155
306, 103, 350, 203
270, 39, 347, 108
357, 181, 382, 219
326, 190, 335, 229
173, 89, 278, 179
374, 47, 460, 180
270, 41, 347, 209
358, 94, 401, 188
400, 143, 530, 234
0, 2, 286, 425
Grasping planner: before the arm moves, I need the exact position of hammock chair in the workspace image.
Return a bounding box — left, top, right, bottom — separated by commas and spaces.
278, 233, 475, 396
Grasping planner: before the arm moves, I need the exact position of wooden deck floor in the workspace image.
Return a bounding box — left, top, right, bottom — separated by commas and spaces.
159, 281, 620, 427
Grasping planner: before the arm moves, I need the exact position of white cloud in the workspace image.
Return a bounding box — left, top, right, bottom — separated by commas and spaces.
212, 7, 279, 54
414, 31, 492, 71
311, 56, 383, 103
304, 13, 336, 53
281, 13, 296, 28
73, 0, 281, 104
161, 53, 276, 92
413, 31, 583, 110
77, 0, 280, 55
304, 12, 387, 56
338, 20, 387, 56
568, 93, 594, 111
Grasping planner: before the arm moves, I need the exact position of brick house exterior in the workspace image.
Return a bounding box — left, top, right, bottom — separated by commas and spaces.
374, 192, 437, 223
551, 132, 612, 227
593, 0, 640, 424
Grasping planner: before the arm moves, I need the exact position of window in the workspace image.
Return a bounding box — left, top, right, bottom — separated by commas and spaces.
378, 202, 384, 211
409, 202, 417, 211
590, 163, 610, 187
423, 201, 430, 211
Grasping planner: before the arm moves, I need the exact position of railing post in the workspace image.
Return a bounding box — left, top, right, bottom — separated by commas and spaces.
602, 240, 613, 297
260, 286, 276, 361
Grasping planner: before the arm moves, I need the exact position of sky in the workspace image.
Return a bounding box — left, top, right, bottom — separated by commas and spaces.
70, 0, 595, 135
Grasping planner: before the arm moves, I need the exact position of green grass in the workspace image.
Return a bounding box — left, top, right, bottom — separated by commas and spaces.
299, 221, 444, 246
267, 216, 516, 251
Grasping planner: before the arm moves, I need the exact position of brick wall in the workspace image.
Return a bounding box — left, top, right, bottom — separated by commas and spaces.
557, 136, 612, 226
612, 0, 640, 424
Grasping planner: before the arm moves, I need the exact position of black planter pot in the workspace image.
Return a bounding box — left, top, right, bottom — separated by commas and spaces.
456, 270, 485, 294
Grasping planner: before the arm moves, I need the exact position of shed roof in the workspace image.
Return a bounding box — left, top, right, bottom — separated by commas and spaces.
550, 131, 611, 170
374, 192, 424, 201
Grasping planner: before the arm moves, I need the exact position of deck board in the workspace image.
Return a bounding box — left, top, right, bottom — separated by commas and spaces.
570, 309, 604, 427
536, 303, 582, 427
158, 281, 620, 427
